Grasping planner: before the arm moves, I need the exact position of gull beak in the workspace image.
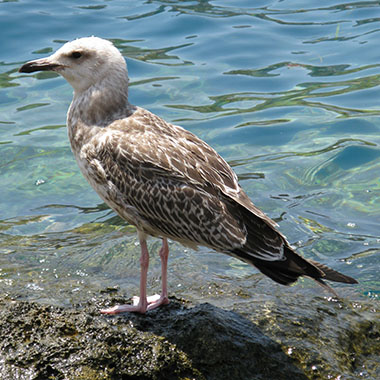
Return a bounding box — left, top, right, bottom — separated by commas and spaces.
19, 57, 61, 73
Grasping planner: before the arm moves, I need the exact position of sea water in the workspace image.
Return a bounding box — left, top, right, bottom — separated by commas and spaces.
0, 0, 379, 307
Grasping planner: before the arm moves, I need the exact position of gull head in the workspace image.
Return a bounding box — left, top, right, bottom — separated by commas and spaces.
19, 37, 128, 95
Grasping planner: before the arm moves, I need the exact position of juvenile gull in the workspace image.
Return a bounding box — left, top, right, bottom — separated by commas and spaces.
19, 37, 357, 314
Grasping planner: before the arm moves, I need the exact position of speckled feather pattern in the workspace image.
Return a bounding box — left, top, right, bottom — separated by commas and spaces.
69, 105, 285, 259
19, 37, 357, 291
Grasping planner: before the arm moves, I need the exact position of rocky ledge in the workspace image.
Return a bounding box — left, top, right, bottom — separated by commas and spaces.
0, 295, 378, 380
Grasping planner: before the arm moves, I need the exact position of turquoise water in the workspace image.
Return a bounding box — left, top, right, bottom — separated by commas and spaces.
0, 1, 379, 307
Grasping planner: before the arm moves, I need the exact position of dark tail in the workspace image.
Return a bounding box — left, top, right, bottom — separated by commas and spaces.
227, 200, 357, 294
234, 245, 357, 294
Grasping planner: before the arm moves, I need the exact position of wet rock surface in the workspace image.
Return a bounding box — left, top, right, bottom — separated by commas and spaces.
0, 295, 378, 380
0, 298, 201, 380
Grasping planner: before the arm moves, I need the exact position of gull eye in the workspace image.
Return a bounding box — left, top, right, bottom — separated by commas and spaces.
71, 51, 82, 59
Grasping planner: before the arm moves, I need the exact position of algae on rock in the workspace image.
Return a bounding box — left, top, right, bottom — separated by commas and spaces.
0, 296, 378, 380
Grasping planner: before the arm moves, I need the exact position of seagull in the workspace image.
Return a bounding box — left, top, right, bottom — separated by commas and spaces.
19, 37, 357, 314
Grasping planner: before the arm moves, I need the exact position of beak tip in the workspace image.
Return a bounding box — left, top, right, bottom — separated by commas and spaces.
18, 64, 29, 73
18, 61, 39, 74
18, 60, 60, 74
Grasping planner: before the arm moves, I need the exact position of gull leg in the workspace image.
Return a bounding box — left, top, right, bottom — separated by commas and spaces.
159, 238, 170, 304
132, 238, 170, 310
146, 238, 170, 310
100, 237, 170, 314
100, 235, 150, 314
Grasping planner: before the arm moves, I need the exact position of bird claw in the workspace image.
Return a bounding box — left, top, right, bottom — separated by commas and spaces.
100, 294, 169, 314
100, 304, 145, 314
133, 294, 170, 311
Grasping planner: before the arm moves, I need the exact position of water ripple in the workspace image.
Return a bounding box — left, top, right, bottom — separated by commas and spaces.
0, 0, 379, 304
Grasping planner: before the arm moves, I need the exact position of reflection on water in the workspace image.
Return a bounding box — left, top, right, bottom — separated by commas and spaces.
0, 0, 379, 308
115, 39, 195, 66
168, 69, 380, 121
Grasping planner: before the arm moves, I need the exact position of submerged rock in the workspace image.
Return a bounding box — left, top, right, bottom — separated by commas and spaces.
0, 296, 378, 380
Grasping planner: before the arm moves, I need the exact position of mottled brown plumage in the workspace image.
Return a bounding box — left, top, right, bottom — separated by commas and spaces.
19, 37, 357, 314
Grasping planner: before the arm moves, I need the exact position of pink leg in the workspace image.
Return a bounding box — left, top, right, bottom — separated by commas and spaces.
100, 235, 150, 314
160, 238, 169, 303
100, 237, 170, 314
145, 238, 170, 310
132, 238, 170, 311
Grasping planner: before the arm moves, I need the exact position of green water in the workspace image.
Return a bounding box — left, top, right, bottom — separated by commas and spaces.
0, 1, 379, 308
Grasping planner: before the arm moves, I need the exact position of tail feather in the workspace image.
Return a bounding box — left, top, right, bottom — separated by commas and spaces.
228, 201, 358, 293
309, 260, 358, 284
250, 245, 324, 285
313, 278, 339, 298
233, 245, 358, 293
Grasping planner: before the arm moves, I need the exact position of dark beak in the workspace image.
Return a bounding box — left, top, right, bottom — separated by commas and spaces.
19, 58, 61, 73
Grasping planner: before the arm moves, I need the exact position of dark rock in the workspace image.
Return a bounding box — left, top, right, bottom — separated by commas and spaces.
116, 301, 308, 380
0, 295, 378, 380
0, 298, 201, 380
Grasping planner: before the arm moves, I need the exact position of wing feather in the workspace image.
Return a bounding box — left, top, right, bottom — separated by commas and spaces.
81, 107, 284, 260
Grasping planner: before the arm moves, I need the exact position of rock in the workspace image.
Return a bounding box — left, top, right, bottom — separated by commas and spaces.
240, 296, 380, 380
0, 296, 378, 380
0, 298, 201, 380
113, 301, 308, 380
